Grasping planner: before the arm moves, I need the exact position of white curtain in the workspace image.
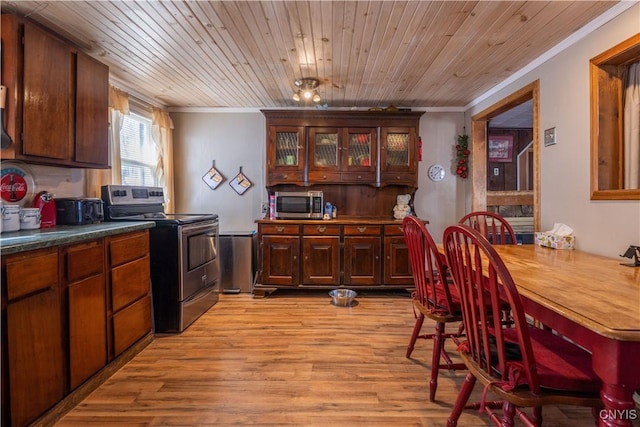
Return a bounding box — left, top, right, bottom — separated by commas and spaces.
85, 86, 129, 197
152, 108, 175, 213
624, 61, 640, 189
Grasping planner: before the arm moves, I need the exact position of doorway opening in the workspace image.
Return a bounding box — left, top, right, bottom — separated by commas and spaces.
470, 81, 540, 232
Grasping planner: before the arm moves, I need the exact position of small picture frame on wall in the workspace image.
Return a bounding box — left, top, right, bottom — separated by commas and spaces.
488, 135, 513, 162
544, 127, 557, 146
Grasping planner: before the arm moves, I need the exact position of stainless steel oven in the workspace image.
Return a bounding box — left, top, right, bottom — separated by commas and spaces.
148, 218, 219, 332
102, 185, 220, 333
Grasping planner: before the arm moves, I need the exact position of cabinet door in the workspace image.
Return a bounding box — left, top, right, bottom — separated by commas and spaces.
343, 230, 381, 286
68, 275, 107, 389
5, 249, 64, 427
342, 127, 377, 183
302, 236, 340, 285
65, 241, 107, 390
261, 235, 300, 285
267, 126, 305, 185
308, 127, 341, 182
380, 127, 417, 184
75, 52, 109, 166
384, 235, 413, 285
23, 22, 71, 160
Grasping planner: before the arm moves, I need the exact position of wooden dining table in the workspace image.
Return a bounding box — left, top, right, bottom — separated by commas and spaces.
489, 244, 640, 427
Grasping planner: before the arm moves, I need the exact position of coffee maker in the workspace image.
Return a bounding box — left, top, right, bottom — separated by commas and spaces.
33, 191, 56, 228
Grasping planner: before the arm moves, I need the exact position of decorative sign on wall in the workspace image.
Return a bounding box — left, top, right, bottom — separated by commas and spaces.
0, 161, 36, 205
229, 166, 253, 195
202, 161, 225, 190
544, 127, 557, 147
488, 135, 514, 162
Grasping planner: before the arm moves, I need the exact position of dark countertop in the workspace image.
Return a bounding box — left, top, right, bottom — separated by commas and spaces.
0, 222, 156, 255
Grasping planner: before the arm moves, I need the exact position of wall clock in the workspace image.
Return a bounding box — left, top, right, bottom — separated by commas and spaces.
428, 164, 445, 182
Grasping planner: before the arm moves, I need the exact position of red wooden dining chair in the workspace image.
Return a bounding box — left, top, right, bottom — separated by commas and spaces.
458, 211, 516, 245
402, 215, 465, 402
442, 224, 602, 426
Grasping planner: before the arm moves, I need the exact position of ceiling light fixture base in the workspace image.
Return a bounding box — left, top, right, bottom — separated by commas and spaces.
293, 78, 321, 103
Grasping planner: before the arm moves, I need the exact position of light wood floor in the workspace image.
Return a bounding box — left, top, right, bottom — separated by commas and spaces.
55, 291, 597, 426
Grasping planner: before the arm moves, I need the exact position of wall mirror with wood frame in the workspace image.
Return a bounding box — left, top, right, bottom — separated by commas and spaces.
590, 33, 640, 200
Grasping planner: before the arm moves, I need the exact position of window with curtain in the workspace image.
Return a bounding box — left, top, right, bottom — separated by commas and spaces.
119, 112, 158, 186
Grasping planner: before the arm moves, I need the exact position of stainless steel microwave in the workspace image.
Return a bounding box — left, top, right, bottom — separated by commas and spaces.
274, 191, 324, 219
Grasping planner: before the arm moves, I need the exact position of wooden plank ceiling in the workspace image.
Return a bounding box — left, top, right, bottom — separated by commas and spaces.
1, 1, 620, 109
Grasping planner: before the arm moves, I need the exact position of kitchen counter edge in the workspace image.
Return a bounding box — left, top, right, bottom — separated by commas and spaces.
0, 222, 156, 255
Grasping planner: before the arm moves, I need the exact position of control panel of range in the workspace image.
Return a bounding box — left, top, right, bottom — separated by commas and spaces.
101, 185, 165, 205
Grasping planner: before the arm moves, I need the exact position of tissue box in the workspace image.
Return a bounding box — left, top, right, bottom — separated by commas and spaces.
535, 232, 575, 249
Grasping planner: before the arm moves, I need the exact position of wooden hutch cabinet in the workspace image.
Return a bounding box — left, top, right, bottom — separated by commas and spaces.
256, 110, 423, 296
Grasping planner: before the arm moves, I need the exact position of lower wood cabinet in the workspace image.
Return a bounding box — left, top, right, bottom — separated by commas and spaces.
3, 248, 64, 427
383, 224, 413, 285
1, 228, 152, 427
64, 240, 107, 390
261, 224, 300, 286
343, 225, 381, 286
302, 224, 340, 285
256, 220, 413, 293
107, 231, 152, 358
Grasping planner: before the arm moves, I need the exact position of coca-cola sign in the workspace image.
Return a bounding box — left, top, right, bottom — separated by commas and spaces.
1, 167, 29, 203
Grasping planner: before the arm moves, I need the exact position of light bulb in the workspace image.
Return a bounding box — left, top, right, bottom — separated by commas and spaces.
303, 89, 312, 99
292, 92, 300, 101
312, 92, 321, 103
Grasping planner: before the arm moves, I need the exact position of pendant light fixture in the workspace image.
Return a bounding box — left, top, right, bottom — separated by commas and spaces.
292, 78, 321, 103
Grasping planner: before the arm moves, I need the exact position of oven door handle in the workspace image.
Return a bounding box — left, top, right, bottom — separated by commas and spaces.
182, 221, 217, 235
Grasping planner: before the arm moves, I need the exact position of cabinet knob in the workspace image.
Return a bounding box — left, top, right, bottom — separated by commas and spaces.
323, 175, 327, 180
276, 226, 285, 232
357, 175, 362, 179
317, 226, 326, 233
357, 227, 367, 233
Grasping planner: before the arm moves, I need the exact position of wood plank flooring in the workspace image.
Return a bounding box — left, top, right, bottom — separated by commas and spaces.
55, 291, 598, 426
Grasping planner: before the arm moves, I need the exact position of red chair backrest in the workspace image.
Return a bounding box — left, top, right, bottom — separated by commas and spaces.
403, 216, 456, 315
458, 211, 516, 245
443, 224, 540, 393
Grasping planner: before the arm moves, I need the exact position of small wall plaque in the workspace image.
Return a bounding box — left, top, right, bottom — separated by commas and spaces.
544, 127, 557, 146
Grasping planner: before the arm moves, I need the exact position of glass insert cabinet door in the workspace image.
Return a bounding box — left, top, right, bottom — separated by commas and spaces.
381, 127, 415, 171
345, 128, 375, 169
271, 126, 303, 167
310, 128, 339, 169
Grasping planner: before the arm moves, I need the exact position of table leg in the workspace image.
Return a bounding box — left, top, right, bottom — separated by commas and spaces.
598, 383, 638, 427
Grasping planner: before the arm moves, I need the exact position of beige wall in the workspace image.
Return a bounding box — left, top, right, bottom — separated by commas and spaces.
465, 4, 640, 257
171, 111, 265, 233
414, 112, 466, 243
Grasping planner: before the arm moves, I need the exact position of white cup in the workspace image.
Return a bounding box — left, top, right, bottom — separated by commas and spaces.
20, 208, 42, 230
2, 204, 21, 232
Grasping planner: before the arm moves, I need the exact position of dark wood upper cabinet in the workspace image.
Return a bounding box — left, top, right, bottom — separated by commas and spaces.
0, 15, 110, 168
22, 22, 71, 160
75, 53, 109, 166
263, 110, 423, 189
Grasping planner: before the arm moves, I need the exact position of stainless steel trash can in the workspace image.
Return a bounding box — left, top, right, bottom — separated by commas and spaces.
219, 231, 257, 293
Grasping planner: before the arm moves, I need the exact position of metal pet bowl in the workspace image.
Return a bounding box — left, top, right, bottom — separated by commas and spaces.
329, 289, 357, 306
